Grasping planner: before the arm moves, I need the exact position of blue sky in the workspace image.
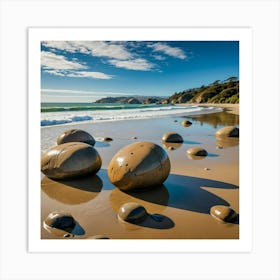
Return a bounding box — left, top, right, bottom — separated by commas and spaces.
41, 41, 239, 103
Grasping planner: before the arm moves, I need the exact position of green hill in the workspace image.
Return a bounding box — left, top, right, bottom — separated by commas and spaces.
163, 77, 239, 104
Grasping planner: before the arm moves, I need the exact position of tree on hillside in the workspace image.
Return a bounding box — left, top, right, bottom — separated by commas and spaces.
225, 76, 238, 82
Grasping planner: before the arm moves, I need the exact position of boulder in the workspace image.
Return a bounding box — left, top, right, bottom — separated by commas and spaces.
108, 142, 170, 191
57, 129, 95, 146
181, 120, 192, 127
187, 147, 208, 156
162, 132, 183, 143
215, 126, 239, 137
41, 142, 102, 179
43, 211, 85, 237
44, 211, 76, 233
118, 202, 148, 223
210, 205, 237, 223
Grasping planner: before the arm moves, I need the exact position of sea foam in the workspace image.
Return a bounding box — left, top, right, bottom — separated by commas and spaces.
41, 105, 223, 127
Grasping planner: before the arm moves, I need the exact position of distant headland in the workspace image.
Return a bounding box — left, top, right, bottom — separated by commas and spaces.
94, 77, 239, 105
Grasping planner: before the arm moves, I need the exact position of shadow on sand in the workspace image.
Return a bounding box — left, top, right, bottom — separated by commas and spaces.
122, 173, 238, 216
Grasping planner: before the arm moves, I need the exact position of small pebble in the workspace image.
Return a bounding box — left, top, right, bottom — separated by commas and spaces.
204, 167, 210, 171
63, 233, 73, 238
88, 235, 110, 239
102, 137, 113, 142
181, 120, 192, 127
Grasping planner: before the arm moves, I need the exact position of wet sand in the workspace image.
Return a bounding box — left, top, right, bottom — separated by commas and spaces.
41, 109, 239, 239
189, 103, 239, 115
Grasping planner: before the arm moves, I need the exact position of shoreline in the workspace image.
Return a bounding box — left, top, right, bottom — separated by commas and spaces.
189, 103, 239, 115
175, 103, 239, 115
41, 103, 239, 129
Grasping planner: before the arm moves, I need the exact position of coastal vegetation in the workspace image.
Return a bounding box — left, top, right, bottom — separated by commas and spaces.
94, 77, 239, 105
164, 77, 239, 104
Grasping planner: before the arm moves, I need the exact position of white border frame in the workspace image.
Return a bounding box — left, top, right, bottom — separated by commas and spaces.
1, 1, 279, 279
28, 27, 252, 253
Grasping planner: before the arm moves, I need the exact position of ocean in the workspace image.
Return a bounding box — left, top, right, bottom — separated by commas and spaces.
41, 102, 223, 127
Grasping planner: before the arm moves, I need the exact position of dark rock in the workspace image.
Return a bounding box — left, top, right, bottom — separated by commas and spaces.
181, 120, 192, 127
187, 147, 208, 156
44, 211, 76, 233
162, 132, 183, 143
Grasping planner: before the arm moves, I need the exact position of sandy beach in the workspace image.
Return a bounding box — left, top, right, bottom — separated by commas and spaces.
41, 105, 239, 239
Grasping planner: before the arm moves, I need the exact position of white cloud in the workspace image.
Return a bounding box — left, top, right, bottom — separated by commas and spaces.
41, 51, 86, 70
108, 58, 154, 71
148, 43, 186, 59
42, 41, 132, 60
43, 69, 113, 79
44, 69, 65, 76
41, 50, 113, 79
66, 71, 113, 79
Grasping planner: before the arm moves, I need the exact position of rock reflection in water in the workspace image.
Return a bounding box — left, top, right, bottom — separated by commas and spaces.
162, 141, 183, 150
215, 136, 239, 149
189, 111, 239, 129
41, 174, 103, 205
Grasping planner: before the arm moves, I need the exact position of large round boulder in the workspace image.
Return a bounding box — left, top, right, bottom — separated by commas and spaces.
162, 132, 183, 143
57, 129, 96, 146
215, 126, 239, 138
41, 142, 102, 179
108, 142, 170, 191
